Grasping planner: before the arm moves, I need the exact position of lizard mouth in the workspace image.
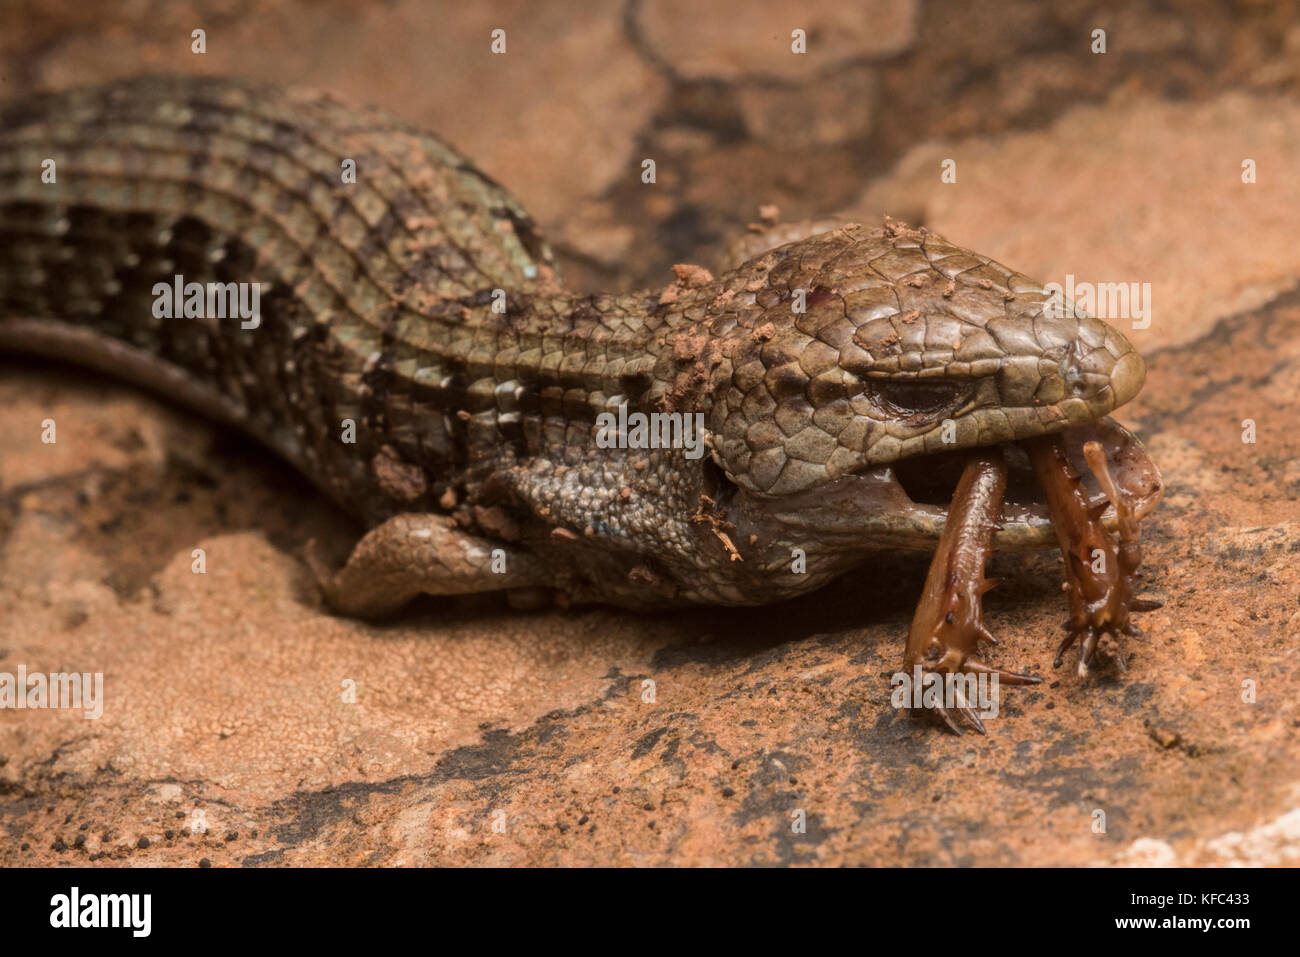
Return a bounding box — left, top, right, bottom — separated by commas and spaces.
889, 416, 1164, 549
729, 416, 1163, 554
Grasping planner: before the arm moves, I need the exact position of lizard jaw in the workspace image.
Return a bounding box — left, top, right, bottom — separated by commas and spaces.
731, 417, 1163, 554
890, 417, 1164, 550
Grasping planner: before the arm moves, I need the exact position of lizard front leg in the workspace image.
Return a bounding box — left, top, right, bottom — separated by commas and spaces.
903, 449, 1042, 734
309, 513, 548, 618
1025, 435, 1160, 676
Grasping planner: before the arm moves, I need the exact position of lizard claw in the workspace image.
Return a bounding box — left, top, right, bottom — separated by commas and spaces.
961, 657, 1041, 686
909, 652, 1041, 735
933, 689, 987, 735
1054, 623, 1130, 675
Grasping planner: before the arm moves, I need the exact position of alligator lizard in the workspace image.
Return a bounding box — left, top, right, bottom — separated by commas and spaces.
0, 76, 1163, 727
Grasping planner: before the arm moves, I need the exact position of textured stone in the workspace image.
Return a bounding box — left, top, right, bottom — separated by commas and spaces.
638, 0, 917, 80
2, 0, 1299, 868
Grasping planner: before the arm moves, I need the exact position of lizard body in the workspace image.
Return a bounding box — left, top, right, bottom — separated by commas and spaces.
0, 77, 1162, 685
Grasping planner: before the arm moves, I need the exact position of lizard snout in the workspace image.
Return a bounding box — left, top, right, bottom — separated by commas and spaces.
1020, 315, 1146, 422
1061, 315, 1146, 415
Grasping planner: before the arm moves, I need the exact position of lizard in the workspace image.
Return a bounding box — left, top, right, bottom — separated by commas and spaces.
0, 76, 1164, 729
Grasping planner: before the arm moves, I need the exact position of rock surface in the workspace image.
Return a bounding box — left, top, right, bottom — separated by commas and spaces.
1, 0, 1297, 866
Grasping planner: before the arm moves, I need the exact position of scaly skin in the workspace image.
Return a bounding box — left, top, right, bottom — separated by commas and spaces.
0, 78, 1161, 698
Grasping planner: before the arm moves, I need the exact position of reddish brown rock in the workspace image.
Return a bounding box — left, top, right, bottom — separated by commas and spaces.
2, 0, 1298, 868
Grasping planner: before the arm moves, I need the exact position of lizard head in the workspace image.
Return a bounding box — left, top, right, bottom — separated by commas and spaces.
698, 222, 1161, 552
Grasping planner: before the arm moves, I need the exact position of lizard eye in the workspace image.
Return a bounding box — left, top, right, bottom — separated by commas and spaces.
865, 378, 969, 421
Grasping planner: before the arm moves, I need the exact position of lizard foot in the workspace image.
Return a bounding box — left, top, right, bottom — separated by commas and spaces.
306, 513, 548, 618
